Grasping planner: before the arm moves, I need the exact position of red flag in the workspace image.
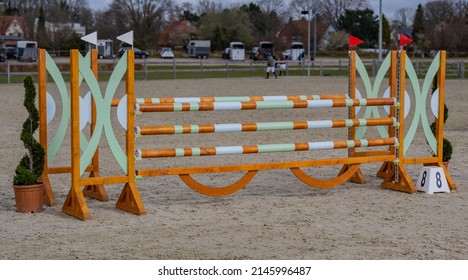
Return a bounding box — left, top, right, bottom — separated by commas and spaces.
399, 34, 413, 47
349, 35, 364, 49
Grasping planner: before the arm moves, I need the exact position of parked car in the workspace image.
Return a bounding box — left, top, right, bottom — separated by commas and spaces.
250, 47, 260, 60
160, 47, 174, 59
282, 49, 291, 60
0, 47, 17, 59
222, 47, 230, 59
118, 47, 149, 58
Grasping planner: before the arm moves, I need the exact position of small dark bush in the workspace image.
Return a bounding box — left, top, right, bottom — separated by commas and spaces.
13, 75, 45, 185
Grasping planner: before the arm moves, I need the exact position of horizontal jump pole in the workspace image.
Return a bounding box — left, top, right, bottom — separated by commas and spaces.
135, 117, 397, 136
135, 98, 397, 113
135, 137, 397, 158
136, 154, 396, 177
111, 94, 348, 107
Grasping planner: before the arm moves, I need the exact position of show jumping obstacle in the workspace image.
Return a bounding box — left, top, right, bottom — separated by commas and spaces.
38, 49, 456, 220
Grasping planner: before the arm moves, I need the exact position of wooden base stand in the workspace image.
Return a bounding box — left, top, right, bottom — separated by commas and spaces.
381, 163, 417, 193
62, 187, 91, 220
116, 183, 147, 215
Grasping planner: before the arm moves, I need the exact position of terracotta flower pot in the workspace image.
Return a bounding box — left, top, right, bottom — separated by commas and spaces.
423, 162, 449, 170
443, 161, 449, 170
12, 183, 44, 213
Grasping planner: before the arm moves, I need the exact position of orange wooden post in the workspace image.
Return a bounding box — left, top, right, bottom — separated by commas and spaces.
382, 50, 416, 193
436, 51, 445, 164
338, 50, 365, 184
377, 51, 398, 178
116, 49, 147, 215
82, 48, 109, 201
436, 51, 456, 190
388, 51, 397, 144
38, 49, 57, 206
62, 50, 91, 220
349, 51, 356, 147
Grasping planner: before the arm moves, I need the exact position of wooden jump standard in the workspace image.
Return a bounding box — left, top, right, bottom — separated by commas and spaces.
37, 49, 456, 220
38, 49, 107, 207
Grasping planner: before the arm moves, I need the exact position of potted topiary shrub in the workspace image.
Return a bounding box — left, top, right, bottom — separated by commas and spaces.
430, 77, 453, 167
430, 111, 453, 166
12, 75, 46, 213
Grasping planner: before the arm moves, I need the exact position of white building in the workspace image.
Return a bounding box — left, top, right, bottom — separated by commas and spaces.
319, 23, 338, 50
34, 18, 86, 39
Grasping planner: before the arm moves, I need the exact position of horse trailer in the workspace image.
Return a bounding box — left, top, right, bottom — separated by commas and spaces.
188, 40, 211, 59
16, 40, 37, 62
86, 39, 114, 59
229, 42, 245, 61
290, 42, 304, 61
97, 39, 113, 58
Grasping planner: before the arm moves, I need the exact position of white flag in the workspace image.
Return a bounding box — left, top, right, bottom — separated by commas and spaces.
117, 31, 133, 47
81, 32, 97, 46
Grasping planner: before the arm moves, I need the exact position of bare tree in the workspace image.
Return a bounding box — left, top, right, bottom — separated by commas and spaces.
393, 7, 414, 28
197, 0, 222, 15
424, 0, 467, 51
425, 0, 455, 24
67, 0, 90, 21
107, 0, 173, 49
325, 30, 348, 50
453, 0, 468, 17
177, 1, 194, 10
256, 0, 286, 14
288, 0, 321, 19
174, 1, 195, 17
321, 0, 369, 22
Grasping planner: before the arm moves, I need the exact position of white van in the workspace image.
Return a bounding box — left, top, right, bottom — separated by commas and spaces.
229, 42, 245, 61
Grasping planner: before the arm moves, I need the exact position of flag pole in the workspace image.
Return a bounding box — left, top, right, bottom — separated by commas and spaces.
378, 0, 383, 62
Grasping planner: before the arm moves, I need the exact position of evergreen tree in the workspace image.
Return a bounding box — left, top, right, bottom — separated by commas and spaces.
337, 9, 378, 48
197, 8, 254, 51
13, 76, 45, 185
4, 1, 19, 15
382, 14, 391, 48
240, 3, 281, 41
36, 7, 49, 49
412, 4, 425, 46
241, 3, 266, 37
181, 10, 200, 25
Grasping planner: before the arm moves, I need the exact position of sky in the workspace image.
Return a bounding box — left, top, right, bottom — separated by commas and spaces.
89, 0, 431, 19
